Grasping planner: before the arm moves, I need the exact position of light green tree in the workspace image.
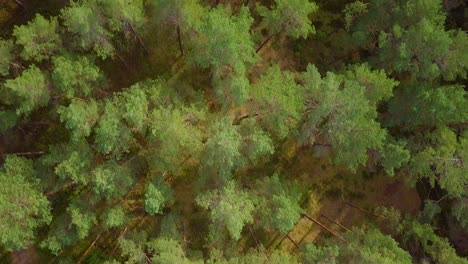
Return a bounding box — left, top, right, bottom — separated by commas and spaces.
199, 118, 243, 183
92, 161, 134, 201
196, 181, 255, 241
190, 6, 256, 106
147, 237, 197, 264
257, 0, 318, 39
409, 127, 467, 198
102, 206, 126, 229
250, 64, 305, 140
145, 178, 174, 215
148, 107, 202, 174
301, 64, 387, 171
253, 175, 303, 234
52, 55, 102, 98
58, 99, 99, 141
0, 156, 51, 251
61, 0, 144, 58
2, 65, 49, 115
13, 14, 61, 62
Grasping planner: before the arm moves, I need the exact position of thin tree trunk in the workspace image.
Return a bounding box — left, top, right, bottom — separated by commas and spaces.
8, 151, 44, 156
302, 213, 347, 242
109, 227, 128, 257
256, 32, 277, 53
77, 233, 103, 264
12, 0, 25, 9
129, 23, 149, 55
177, 23, 184, 57
285, 234, 299, 249
320, 214, 351, 232
344, 202, 387, 219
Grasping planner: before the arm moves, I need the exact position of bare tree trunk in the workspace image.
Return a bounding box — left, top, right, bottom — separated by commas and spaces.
8, 151, 44, 156
129, 23, 149, 55
302, 213, 347, 242
285, 234, 299, 249
344, 202, 387, 219
320, 214, 351, 232
77, 233, 103, 264
12, 0, 25, 9
256, 33, 276, 53
177, 23, 184, 57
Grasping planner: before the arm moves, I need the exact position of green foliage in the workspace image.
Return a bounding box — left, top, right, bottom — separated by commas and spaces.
13, 14, 61, 62
191, 6, 256, 106
0, 110, 18, 132
380, 139, 410, 176
117, 231, 148, 263
147, 237, 196, 264
0, 38, 14, 76
302, 244, 339, 264
2, 65, 49, 115
403, 219, 468, 264
118, 86, 148, 132
239, 119, 274, 164
344, 63, 398, 106
388, 84, 467, 128
199, 118, 243, 183
197, 181, 255, 241
254, 175, 303, 234
343, 1, 368, 31
153, 0, 204, 32
103, 206, 126, 229
58, 99, 99, 141
442, 30, 468, 81
94, 99, 132, 156
301, 64, 386, 171
52, 55, 102, 98
420, 200, 441, 223
92, 161, 134, 200
41, 141, 94, 184
349, 0, 467, 80
409, 127, 467, 198
250, 64, 305, 140
61, 0, 144, 58
451, 198, 468, 228
68, 205, 96, 239
0, 156, 51, 251
257, 0, 318, 39
148, 107, 202, 173
338, 227, 412, 264
145, 178, 174, 215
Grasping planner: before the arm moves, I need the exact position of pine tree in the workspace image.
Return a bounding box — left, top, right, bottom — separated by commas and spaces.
13, 14, 61, 62
301, 64, 387, 171
58, 99, 99, 141
190, 6, 256, 106
0, 38, 14, 76
0, 156, 51, 251
2, 65, 49, 115
250, 64, 305, 140
52, 55, 102, 98
196, 181, 255, 241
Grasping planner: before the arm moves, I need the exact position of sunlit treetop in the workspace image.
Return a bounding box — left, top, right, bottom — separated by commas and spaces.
13, 14, 61, 62
257, 0, 318, 39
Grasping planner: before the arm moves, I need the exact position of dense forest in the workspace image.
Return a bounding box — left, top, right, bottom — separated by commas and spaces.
0, 0, 467, 263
